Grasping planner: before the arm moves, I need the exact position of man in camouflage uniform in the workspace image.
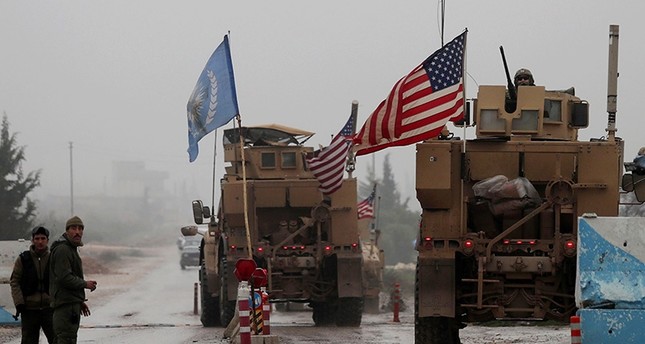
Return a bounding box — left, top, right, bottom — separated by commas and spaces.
49, 216, 98, 344
10, 226, 55, 344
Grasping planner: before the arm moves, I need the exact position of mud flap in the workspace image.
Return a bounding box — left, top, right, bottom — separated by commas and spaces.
337, 257, 363, 298
418, 257, 455, 318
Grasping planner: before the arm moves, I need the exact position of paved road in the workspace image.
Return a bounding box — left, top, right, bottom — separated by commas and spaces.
2, 244, 570, 343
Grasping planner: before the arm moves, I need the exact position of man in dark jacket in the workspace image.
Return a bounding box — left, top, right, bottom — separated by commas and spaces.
10, 226, 55, 344
49, 216, 98, 344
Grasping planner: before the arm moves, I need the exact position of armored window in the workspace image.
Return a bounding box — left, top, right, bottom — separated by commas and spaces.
544, 99, 562, 122
261, 152, 276, 169
512, 110, 539, 132
281, 152, 296, 168
479, 109, 505, 133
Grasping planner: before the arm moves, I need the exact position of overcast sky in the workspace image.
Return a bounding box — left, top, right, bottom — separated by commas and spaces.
1, 1, 643, 218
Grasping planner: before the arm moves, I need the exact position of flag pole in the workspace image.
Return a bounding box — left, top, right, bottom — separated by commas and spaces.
347, 100, 359, 178
460, 28, 468, 234
236, 115, 253, 259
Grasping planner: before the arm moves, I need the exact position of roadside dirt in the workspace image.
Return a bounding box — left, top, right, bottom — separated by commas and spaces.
0, 244, 169, 342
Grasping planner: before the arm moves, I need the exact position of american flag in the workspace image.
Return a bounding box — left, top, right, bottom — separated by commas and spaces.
306, 114, 355, 195
354, 31, 467, 156
357, 185, 376, 219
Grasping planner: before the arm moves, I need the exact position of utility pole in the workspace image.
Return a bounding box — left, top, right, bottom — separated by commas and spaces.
69, 141, 74, 216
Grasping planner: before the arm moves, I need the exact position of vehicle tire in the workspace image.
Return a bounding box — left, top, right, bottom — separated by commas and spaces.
200, 261, 220, 327
219, 256, 237, 328
336, 297, 363, 327
181, 264, 186, 270
311, 301, 335, 326
414, 261, 461, 343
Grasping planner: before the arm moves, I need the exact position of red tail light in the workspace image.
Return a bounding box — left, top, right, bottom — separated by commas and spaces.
564, 240, 576, 257
464, 240, 474, 249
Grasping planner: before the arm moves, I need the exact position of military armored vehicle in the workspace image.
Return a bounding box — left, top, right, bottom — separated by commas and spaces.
358, 218, 384, 313
185, 124, 364, 328
414, 25, 623, 343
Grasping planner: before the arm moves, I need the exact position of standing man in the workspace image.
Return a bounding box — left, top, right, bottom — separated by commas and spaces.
49, 216, 98, 344
10, 226, 55, 344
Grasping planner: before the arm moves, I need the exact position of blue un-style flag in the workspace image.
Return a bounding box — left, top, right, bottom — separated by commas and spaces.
187, 35, 239, 162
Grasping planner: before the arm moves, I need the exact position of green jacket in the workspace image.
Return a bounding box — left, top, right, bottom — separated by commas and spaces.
9, 245, 52, 310
49, 233, 87, 308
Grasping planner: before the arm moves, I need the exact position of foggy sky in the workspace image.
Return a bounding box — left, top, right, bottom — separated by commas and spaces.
1, 1, 643, 221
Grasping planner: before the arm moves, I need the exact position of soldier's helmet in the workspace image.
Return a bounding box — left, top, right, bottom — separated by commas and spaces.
514, 68, 535, 86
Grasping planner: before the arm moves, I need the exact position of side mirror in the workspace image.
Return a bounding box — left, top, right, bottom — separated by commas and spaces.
634, 174, 645, 203
623, 173, 645, 203
570, 102, 589, 128
192, 200, 205, 224
622, 174, 634, 192
202, 206, 211, 219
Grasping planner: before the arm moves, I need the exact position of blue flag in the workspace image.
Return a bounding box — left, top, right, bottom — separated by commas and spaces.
187, 35, 239, 162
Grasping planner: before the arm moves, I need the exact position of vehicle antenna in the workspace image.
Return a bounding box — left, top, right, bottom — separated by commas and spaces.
606, 24, 619, 142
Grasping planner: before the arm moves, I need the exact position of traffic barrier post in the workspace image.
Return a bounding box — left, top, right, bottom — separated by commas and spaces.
393, 282, 400, 322
262, 289, 271, 335
238, 281, 251, 344
570, 315, 581, 344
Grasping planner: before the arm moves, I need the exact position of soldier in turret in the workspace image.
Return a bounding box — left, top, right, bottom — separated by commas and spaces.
514, 68, 535, 88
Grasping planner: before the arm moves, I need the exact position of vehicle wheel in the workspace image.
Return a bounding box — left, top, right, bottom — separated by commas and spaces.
415, 261, 461, 343
311, 301, 335, 326
336, 297, 363, 327
200, 261, 220, 327
219, 256, 237, 328
181, 264, 186, 270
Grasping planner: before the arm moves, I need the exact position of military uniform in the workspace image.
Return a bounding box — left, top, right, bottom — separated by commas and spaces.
50, 216, 89, 344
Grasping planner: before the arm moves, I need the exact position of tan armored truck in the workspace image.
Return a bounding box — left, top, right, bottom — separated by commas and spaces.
414, 26, 623, 343
358, 217, 384, 313
185, 124, 364, 328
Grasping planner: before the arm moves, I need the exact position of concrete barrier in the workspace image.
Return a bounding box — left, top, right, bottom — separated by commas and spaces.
576, 215, 645, 343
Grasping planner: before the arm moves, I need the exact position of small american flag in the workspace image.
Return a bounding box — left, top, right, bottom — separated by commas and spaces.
354, 30, 467, 156
357, 185, 376, 219
306, 114, 355, 195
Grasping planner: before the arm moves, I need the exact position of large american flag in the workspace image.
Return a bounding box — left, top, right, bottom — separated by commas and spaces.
357, 185, 376, 219
354, 31, 467, 156
306, 114, 355, 195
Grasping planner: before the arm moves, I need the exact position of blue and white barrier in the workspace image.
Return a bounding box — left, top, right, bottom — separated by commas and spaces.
576, 215, 645, 343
